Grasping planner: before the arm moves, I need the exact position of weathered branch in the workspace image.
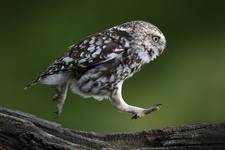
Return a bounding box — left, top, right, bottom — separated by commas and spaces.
0, 107, 224, 150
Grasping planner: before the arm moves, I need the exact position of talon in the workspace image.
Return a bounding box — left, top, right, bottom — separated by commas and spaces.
131, 112, 144, 119
131, 114, 138, 119
54, 111, 58, 115
131, 104, 162, 119
55, 103, 63, 116
53, 111, 60, 119
52, 94, 59, 101
54, 109, 62, 116
155, 104, 162, 111
143, 104, 162, 115
53, 104, 63, 116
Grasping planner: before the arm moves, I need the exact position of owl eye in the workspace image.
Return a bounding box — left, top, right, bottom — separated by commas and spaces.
152, 36, 160, 43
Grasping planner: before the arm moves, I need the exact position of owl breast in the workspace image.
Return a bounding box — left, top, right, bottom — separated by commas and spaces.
70, 52, 144, 100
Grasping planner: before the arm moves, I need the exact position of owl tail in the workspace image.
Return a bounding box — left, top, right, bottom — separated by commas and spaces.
24, 77, 41, 90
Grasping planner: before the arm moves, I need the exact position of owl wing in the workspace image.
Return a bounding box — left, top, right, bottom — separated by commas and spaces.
68, 32, 125, 67
25, 30, 131, 88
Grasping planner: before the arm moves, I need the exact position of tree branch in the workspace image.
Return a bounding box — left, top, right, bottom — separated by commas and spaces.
0, 107, 224, 150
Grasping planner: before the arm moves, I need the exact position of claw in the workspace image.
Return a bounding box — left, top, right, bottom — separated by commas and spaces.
55, 103, 63, 116
131, 104, 162, 119
143, 104, 162, 115
131, 111, 145, 119
131, 114, 138, 119
53, 111, 60, 119
54, 108, 62, 117
54, 111, 60, 116
52, 94, 59, 101
52, 95, 63, 116
131, 114, 141, 119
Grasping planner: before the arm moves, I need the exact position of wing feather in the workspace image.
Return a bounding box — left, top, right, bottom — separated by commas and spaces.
68, 32, 125, 67
25, 29, 131, 88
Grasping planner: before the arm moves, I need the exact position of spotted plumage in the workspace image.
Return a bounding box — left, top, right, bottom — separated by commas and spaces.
25, 21, 166, 119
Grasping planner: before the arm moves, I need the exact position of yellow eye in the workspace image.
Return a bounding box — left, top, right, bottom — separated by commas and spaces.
152, 36, 160, 43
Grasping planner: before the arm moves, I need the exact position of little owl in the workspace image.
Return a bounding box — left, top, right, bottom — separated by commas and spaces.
25, 21, 166, 119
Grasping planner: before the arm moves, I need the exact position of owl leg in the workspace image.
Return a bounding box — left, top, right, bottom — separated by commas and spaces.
52, 81, 69, 116
111, 83, 161, 119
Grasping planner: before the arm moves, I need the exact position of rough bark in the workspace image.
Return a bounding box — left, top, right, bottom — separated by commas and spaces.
0, 107, 224, 150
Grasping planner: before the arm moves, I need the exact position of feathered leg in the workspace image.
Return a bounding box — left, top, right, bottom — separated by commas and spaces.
111, 82, 161, 119
52, 82, 69, 116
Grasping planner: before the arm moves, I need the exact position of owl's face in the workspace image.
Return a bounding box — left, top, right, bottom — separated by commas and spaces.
134, 21, 166, 56
144, 28, 166, 55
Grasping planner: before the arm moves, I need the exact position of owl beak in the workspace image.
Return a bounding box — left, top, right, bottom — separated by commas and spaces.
159, 49, 164, 55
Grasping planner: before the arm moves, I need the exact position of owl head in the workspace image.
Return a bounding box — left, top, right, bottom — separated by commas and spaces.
118, 21, 166, 57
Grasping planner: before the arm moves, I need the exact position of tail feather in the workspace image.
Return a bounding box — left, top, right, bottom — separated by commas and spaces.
24, 77, 41, 90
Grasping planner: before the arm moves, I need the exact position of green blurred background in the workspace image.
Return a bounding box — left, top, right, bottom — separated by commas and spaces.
0, 0, 225, 133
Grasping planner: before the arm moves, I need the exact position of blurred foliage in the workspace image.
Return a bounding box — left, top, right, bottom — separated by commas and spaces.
0, 0, 225, 133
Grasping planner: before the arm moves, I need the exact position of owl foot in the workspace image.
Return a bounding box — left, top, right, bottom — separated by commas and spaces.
52, 82, 69, 116
52, 94, 59, 101
55, 101, 64, 116
131, 104, 162, 119
51, 93, 64, 116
